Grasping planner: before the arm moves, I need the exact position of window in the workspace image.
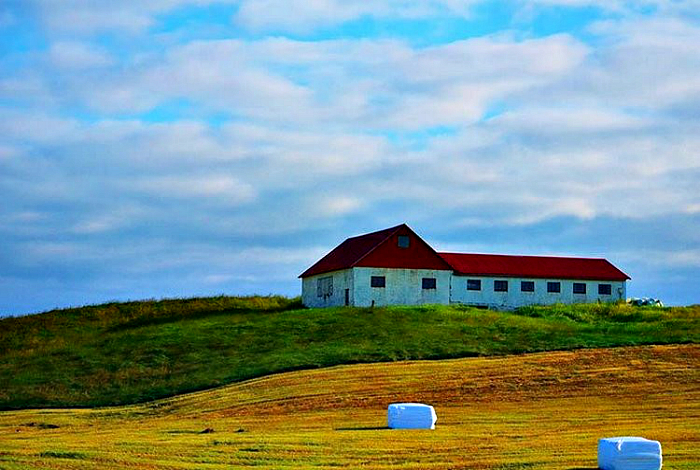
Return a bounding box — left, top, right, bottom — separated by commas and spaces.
521, 281, 535, 292
494, 280, 508, 292
467, 279, 481, 291
598, 283, 612, 295
371, 276, 386, 288
398, 235, 410, 248
573, 283, 586, 294
422, 277, 436, 289
317, 276, 333, 298
547, 282, 561, 293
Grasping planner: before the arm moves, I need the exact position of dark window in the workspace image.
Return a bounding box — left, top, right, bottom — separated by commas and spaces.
521, 281, 535, 292
467, 279, 481, 291
573, 283, 586, 294
317, 276, 333, 298
371, 276, 386, 288
422, 277, 436, 289
494, 280, 508, 292
547, 282, 561, 293
398, 235, 410, 248
598, 283, 612, 295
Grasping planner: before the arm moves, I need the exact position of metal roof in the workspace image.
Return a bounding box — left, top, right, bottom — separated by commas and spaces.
439, 252, 630, 281
299, 224, 451, 278
300, 224, 630, 281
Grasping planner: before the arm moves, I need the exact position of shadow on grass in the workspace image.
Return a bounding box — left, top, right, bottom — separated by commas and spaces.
108, 303, 301, 332
335, 426, 389, 431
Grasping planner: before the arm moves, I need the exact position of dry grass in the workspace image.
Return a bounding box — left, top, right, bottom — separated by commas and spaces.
0, 344, 697, 469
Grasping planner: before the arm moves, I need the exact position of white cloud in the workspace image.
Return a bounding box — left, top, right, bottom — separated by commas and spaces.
233, 0, 478, 33
492, 106, 652, 133
0, 75, 54, 107
30, 0, 236, 35
543, 17, 700, 110
310, 195, 365, 217
27, 34, 588, 129
3, 1, 700, 312
0, 9, 16, 28
132, 175, 256, 202
49, 41, 114, 68
618, 248, 700, 269
0, 144, 21, 160
0, 110, 80, 142
71, 206, 146, 234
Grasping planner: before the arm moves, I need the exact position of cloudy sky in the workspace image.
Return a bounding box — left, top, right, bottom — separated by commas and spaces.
1, 1, 699, 315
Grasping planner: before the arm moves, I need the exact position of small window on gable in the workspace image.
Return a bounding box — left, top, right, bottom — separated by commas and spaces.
371, 276, 386, 288
573, 283, 586, 294
398, 235, 410, 248
521, 281, 535, 292
494, 280, 508, 292
467, 279, 481, 291
547, 282, 561, 293
422, 277, 436, 289
598, 283, 612, 295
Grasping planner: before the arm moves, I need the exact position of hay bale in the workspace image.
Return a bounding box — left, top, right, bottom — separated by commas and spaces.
387, 403, 437, 430
598, 437, 662, 470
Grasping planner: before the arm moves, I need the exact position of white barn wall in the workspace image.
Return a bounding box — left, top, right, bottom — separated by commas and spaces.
353, 267, 451, 307
450, 276, 627, 309
302, 269, 627, 309
301, 269, 354, 308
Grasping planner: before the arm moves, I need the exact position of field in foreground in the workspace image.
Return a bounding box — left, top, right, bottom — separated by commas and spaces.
1, 296, 699, 409
0, 344, 698, 469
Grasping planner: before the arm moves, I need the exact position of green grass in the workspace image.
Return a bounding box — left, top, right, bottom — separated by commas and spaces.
0, 296, 698, 410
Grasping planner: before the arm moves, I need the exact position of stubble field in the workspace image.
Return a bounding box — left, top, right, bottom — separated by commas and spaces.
0, 344, 698, 469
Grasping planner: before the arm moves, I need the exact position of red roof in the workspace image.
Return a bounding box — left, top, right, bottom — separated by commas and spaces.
299, 224, 452, 278
300, 224, 630, 281
439, 252, 630, 281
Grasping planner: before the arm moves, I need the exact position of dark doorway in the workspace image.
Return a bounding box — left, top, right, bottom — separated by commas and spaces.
344, 289, 349, 306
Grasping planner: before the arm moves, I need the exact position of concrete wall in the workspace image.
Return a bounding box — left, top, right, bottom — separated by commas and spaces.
301, 269, 354, 308
352, 267, 451, 307
302, 269, 627, 309
450, 275, 627, 309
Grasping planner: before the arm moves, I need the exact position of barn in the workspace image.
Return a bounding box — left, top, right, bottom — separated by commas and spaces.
299, 224, 630, 309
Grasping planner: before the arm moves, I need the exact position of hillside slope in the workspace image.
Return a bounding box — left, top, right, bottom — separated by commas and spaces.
0, 345, 698, 469
1, 296, 698, 409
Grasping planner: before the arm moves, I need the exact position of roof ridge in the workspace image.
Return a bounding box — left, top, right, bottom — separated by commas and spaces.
345, 223, 404, 241
439, 252, 608, 260
350, 224, 406, 268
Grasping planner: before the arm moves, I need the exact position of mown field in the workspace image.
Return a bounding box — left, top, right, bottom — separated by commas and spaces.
0, 344, 697, 469
1, 296, 699, 409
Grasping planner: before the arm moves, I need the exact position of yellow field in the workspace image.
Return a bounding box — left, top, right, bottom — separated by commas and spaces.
1, 345, 698, 469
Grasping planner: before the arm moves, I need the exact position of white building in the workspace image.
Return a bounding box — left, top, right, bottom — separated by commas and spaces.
300, 224, 629, 309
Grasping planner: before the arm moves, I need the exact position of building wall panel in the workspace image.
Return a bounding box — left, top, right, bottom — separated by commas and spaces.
450, 275, 626, 309
353, 267, 451, 307
301, 269, 354, 308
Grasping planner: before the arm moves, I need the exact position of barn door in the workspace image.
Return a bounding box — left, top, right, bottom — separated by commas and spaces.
344, 289, 350, 306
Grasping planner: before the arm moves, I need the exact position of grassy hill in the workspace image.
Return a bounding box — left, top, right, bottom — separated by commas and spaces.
0, 296, 698, 410
0, 344, 698, 469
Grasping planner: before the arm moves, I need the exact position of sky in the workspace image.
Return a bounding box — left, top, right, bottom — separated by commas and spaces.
1, 0, 699, 315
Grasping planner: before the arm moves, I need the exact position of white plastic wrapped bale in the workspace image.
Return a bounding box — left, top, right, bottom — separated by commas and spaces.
387, 403, 437, 430
598, 437, 662, 470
